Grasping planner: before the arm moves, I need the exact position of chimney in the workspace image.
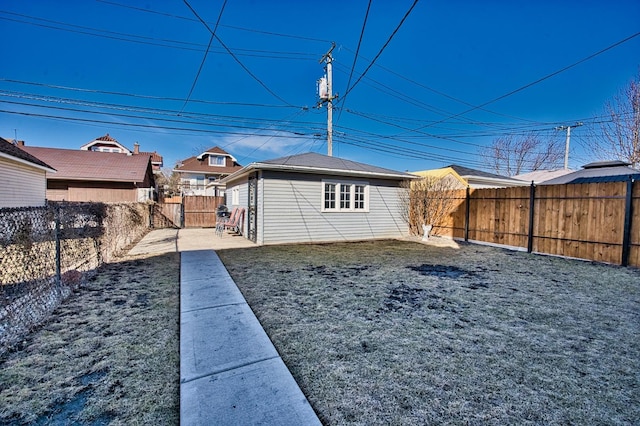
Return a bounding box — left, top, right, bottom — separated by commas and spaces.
133, 142, 140, 155
16, 140, 25, 147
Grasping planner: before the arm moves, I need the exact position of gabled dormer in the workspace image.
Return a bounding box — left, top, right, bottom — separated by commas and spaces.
196, 147, 239, 168
80, 134, 131, 153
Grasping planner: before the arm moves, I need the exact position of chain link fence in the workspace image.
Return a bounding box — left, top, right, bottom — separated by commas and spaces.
0, 202, 152, 354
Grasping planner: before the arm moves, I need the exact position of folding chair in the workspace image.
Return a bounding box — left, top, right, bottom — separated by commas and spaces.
215, 207, 238, 237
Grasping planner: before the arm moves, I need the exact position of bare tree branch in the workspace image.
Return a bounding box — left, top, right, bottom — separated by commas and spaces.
399, 175, 463, 236
586, 72, 640, 168
482, 134, 564, 176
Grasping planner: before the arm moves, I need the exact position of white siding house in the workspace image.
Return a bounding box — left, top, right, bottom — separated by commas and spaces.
221, 153, 415, 245
0, 138, 56, 208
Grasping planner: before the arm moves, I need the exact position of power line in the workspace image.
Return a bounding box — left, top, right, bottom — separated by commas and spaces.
0, 96, 325, 135
337, 0, 420, 102
180, 0, 227, 113
402, 30, 640, 135
181, 2, 294, 107
0, 109, 316, 139
340, 45, 538, 124
0, 12, 319, 60
96, 0, 333, 43
0, 78, 302, 109
336, 0, 372, 124
214, 34, 296, 107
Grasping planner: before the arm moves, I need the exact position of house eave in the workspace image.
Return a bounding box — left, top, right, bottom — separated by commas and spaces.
47, 176, 143, 183
196, 152, 238, 162
173, 168, 233, 175
222, 162, 418, 184
0, 152, 57, 174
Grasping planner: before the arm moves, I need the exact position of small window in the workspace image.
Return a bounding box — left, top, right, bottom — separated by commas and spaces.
232, 188, 239, 205
324, 183, 336, 209
322, 180, 368, 212
354, 185, 366, 209
340, 184, 351, 209
209, 155, 225, 166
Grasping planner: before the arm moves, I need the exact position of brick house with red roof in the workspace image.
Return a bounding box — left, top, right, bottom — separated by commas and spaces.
18, 143, 155, 203
173, 147, 242, 197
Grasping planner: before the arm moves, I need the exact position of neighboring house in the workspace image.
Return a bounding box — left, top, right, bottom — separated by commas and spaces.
19, 144, 155, 203
81, 134, 164, 173
513, 168, 575, 184
174, 147, 242, 197
541, 160, 640, 185
221, 152, 417, 245
447, 164, 527, 188
0, 137, 56, 208
410, 166, 467, 189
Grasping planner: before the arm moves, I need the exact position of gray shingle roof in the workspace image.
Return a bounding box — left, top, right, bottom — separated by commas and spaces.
223, 152, 415, 183
260, 152, 413, 178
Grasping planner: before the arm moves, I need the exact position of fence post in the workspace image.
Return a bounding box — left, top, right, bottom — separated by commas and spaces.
527, 181, 536, 253
621, 178, 634, 267
464, 186, 470, 242
54, 204, 61, 288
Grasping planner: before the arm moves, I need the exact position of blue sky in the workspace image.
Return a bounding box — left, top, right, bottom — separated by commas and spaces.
1, 0, 639, 174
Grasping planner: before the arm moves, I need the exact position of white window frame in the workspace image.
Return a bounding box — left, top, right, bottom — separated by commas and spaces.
321, 180, 369, 212
231, 187, 240, 205
208, 155, 226, 167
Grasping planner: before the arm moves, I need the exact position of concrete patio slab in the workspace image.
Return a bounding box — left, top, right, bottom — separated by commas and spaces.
127, 228, 178, 256
177, 228, 257, 252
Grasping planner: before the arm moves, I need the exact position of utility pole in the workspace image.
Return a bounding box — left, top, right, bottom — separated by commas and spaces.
319, 43, 336, 156
556, 122, 583, 169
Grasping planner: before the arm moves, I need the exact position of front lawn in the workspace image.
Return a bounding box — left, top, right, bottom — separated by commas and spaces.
219, 240, 640, 425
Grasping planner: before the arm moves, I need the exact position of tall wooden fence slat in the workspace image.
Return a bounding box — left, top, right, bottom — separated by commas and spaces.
183, 196, 223, 228
411, 180, 639, 267
629, 181, 640, 266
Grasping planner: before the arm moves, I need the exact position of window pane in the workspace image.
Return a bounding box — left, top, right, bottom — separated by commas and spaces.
324, 183, 336, 209
340, 184, 351, 209
209, 155, 225, 166
354, 185, 365, 209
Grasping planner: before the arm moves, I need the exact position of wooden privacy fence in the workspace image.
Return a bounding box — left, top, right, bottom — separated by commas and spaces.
423, 180, 640, 267
154, 196, 224, 228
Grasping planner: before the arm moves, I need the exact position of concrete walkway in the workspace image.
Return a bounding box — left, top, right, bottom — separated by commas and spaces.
128, 229, 320, 425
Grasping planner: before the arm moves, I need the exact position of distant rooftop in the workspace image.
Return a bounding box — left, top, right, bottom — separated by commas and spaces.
543, 161, 640, 185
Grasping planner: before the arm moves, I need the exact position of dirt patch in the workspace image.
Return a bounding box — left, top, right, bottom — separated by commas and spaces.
0, 252, 180, 425
407, 263, 472, 278
219, 240, 640, 425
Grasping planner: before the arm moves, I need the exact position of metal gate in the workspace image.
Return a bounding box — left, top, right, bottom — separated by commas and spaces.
247, 173, 258, 242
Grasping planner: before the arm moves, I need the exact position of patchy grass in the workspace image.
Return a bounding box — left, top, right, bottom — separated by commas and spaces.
219, 240, 640, 425
0, 252, 180, 425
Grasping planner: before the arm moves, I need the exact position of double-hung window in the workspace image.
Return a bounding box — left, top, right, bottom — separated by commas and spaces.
209, 155, 225, 166
324, 183, 336, 209
322, 180, 368, 212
